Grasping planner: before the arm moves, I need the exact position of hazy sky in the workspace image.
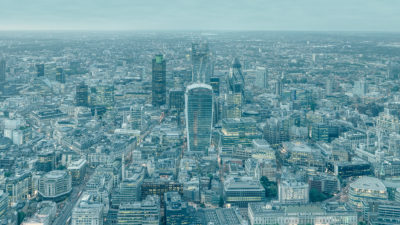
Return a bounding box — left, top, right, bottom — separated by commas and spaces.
0, 0, 399, 31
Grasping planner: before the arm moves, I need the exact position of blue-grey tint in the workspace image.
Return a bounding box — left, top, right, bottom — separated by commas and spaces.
0, 0, 399, 31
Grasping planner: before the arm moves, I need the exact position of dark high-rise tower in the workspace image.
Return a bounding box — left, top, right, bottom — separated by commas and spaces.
210, 77, 220, 96
76, 82, 89, 107
152, 55, 166, 107
228, 58, 245, 94
36, 64, 44, 77
185, 83, 213, 153
225, 58, 245, 119
169, 88, 185, 112
0, 59, 5, 83
191, 42, 213, 84
56, 68, 65, 83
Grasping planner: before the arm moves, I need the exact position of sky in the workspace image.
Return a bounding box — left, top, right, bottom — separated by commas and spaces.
0, 0, 399, 31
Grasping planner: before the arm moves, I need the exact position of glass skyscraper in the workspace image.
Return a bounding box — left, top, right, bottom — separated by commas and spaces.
75, 82, 89, 107
0, 59, 5, 83
152, 54, 166, 107
185, 83, 213, 153
191, 43, 213, 84
225, 58, 245, 119
36, 63, 45, 77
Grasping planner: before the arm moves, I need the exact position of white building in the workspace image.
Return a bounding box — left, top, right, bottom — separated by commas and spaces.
278, 180, 309, 204
72, 193, 104, 225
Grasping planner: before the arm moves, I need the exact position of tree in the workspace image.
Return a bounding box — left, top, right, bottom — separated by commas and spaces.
17, 211, 25, 225
260, 176, 278, 199
309, 188, 331, 202
219, 196, 224, 207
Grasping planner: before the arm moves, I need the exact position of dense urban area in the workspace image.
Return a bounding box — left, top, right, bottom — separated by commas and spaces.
0, 31, 400, 225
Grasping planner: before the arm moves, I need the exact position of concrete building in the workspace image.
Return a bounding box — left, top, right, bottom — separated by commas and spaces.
278, 179, 309, 204
248, 202, 357, 225
164, 192, 189, 225
38, 170, 72, 201
22, 201, 57, 225
349, 176, 388, 211
224, 176, 265, 208
72, 193, 104, 225
67, 158, 87, 185
117, 195, 160, 225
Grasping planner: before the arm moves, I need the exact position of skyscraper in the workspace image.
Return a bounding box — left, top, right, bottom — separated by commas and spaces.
226, 58, 245, 119
0, 59, 5, 83
273, 79, 283, 96
36, 63, 45, 77
56, 67, 65, 83
228, 58, 245, 93
90, 85, 114, 110
152, 54, 166, 107
210, 77, 220, 96
76, 82, 89, 107
191, 42, 213, 83
130, 105, 143, 131
185, 83, 213, 153
169, 88, 185, 112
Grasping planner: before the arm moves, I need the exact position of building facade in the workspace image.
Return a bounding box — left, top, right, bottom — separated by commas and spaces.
185, 83, 213, 153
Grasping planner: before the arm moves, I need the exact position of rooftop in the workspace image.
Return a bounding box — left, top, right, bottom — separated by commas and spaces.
350, 176, 386, 191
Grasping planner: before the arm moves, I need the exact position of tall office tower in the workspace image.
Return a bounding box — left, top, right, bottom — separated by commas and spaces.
152, 54, 166, 107
273, 79, 283, 96
213, 97, 223, 125
55, 67, 65, 83
353, 79, 368, 97
169, 88, 185, 112
72, 193, 104, 225
226, 58, 245, 119
255, 67, 268, 89
191, 42, 213, 83
185, 83, 213, 153
76, 82, 89, 107
228, 58, 245, 94
70, 61, 81, 74
225, 93, 242, 119
388, 62, 400, 80
0, 59, 5, 83
209, 77, 220, 96
326, 78, 333, 95
0, 191, 8, 219
90, 85, 114, 110
130, 105, 143, 130
36, 63, 45, 77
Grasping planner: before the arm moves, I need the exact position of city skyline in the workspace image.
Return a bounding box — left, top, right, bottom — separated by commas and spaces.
2, 1, 400, 224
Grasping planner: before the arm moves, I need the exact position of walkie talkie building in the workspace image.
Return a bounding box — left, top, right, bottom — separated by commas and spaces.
185, 83, 213, 153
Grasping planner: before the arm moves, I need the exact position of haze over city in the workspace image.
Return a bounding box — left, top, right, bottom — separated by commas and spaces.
0, 0, 400, 31
1, 1, 400, 225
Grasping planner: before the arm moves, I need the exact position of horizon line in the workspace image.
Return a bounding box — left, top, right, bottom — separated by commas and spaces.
0, 29, 399, 34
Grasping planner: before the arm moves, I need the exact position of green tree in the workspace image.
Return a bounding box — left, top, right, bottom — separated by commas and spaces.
309, 188, 331, 202
17, 211, 25, 225
260, 176, 278, 199
219, 196, 224, 207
